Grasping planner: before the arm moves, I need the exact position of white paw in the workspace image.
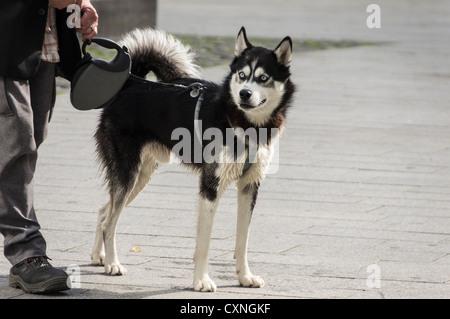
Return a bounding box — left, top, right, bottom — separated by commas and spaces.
105, 263, 127, 275
239, 274, 265, 288
91, 251, 105, 266
193, 275, 217, 292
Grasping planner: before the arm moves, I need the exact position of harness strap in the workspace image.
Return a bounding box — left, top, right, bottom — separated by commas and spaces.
242, 144, 258, 177
194, 92, 205, 143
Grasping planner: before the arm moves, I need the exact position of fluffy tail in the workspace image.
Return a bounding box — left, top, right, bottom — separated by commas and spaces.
119, 28, 201, 81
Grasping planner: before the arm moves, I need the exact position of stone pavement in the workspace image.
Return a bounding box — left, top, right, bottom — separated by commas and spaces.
1, 0, 449, 299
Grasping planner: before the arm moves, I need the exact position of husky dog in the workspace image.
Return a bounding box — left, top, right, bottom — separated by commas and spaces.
91, 27, 295, 292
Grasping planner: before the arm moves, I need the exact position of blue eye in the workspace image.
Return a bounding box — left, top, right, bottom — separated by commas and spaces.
259, 75, 269, 82
238, 71, 246, 79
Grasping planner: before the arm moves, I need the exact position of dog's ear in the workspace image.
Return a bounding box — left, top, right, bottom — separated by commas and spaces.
235, 27, 252, 57
274, 36, 293, 67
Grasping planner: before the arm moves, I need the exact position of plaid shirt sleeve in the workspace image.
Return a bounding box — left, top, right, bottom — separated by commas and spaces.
41, 4, 60, 63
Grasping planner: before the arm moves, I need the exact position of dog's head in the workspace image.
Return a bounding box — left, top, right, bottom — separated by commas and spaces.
229, 27, 293, 126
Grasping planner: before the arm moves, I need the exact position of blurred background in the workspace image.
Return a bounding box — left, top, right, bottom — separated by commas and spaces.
91, 0, 448, 68
93, 0, 447, 42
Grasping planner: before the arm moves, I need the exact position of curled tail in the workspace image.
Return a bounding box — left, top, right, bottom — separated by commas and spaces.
119, 28, 201, 81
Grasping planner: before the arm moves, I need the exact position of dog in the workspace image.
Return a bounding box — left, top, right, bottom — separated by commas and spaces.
91, 27, 295, 292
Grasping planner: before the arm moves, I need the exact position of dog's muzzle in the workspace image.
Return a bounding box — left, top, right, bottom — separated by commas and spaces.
239, 88, 267, 110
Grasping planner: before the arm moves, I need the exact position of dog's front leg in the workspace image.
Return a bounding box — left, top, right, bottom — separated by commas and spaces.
235, 182, 265, 288
193, 194, 219, 292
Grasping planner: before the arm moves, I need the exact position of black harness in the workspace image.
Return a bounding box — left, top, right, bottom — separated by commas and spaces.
70, 37, 253, 176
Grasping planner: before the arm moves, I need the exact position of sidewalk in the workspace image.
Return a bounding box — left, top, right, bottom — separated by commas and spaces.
1, 1, 449, 298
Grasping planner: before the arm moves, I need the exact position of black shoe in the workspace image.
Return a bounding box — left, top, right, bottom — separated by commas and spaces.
9, 256, 71, 294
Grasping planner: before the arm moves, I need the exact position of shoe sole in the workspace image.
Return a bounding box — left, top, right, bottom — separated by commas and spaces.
9, 274, 70, 294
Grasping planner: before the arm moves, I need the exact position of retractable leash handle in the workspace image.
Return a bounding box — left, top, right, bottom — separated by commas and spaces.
71, 37, 206, 111
81, 38, 131, 72
70, 38, 132, 110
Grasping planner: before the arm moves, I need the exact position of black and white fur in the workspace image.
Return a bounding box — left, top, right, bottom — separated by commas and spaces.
91, 27, 295, 292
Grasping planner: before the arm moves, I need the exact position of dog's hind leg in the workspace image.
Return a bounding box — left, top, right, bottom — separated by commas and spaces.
91, 156, 155, 267
235, 182, 265, 288
91, 202, 109, 265
125, 157, 158, 206
100, 155, 158, 275
124, 143, 169, 206
99, 186, 128, 275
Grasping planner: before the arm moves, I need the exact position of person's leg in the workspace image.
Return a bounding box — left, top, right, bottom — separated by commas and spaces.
0, 61, 69, 293
0, 69, 49, 266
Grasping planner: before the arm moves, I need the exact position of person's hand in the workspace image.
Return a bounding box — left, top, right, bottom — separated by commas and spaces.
49, 0, 99, 39
76, 0, 99, 39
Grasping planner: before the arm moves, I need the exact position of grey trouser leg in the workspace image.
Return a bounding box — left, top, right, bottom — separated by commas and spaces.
0, 61, 56, 266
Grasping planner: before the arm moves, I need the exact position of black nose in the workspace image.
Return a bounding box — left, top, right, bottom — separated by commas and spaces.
239, 89, 252, 101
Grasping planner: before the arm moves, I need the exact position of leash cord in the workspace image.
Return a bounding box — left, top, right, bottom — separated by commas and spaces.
128, 73, 205, 93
